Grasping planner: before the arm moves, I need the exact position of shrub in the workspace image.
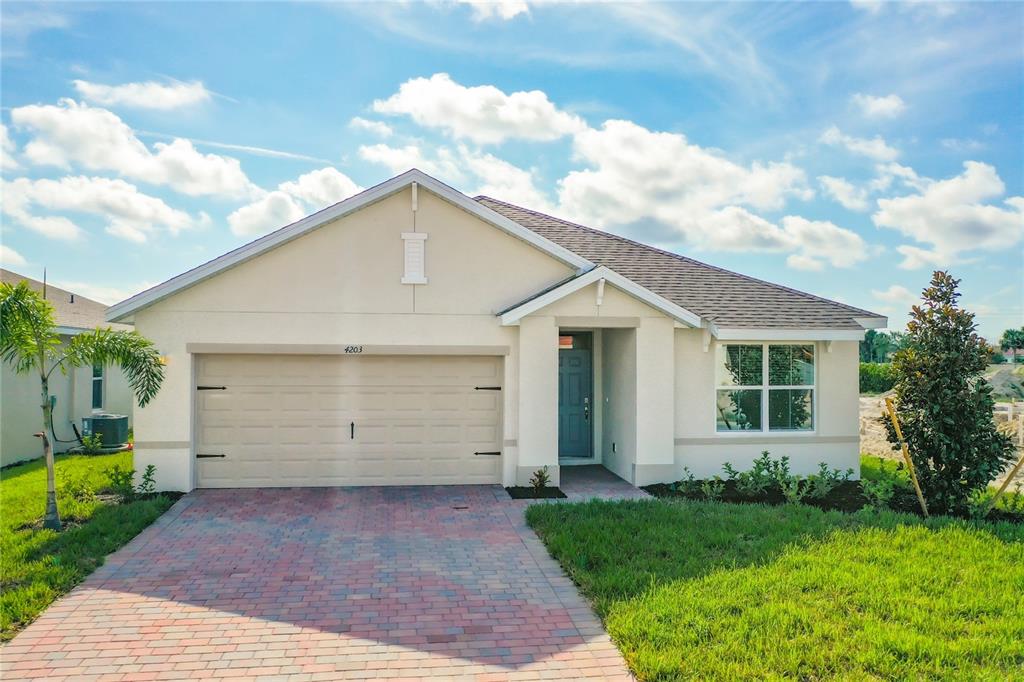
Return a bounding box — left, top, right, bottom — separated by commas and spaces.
861, 477, 898, 510
57, 471, 96, 504
990, 352, 1008, 365
859, 362, 896, 393
671, 467, 702, 496
722, 452, 776, 497
80, 433, 105, 455
883, 272, 1015, 515
529, 466, 551, 495
104, 464, 137, 503
804, 462, 854, 500
700, 477, 726, 501
138, 465, 157, 495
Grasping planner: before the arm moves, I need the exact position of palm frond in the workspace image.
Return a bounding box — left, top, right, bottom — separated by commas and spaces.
0, 282, 60, 374
65, 328, 166, 407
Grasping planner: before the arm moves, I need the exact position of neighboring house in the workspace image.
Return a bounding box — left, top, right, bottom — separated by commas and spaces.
107, 170, 886, 492
1, 270, 134, 467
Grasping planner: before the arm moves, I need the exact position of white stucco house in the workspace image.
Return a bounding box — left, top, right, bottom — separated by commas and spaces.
1, 270, 134, 467
106, 170, 885, 492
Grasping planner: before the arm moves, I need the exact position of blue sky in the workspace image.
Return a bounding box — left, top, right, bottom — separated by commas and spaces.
1, 1, 1021, 340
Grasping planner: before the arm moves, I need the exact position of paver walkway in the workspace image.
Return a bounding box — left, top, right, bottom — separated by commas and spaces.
2, 477, 642, 681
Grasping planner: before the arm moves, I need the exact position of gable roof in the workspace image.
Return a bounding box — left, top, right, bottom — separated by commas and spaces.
106, 169, 592, 322
476, 197, 885, 331
2, 269, 132, 333
499, 265, 702, 327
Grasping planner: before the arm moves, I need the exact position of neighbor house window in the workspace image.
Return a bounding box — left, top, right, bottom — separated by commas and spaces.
716, 343, 814, 432
92, 364, 104, 410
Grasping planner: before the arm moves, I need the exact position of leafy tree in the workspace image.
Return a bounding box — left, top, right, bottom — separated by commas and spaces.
0, 282, 165, 531
882, 272, 1014, 515
1000, 327, 1024, 362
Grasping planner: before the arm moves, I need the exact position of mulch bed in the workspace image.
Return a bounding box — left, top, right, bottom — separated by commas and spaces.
506, 486, 567, 500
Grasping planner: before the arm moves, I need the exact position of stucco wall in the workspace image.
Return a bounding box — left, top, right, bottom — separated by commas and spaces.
600, 328, 636, 482
673, 331, 860, 479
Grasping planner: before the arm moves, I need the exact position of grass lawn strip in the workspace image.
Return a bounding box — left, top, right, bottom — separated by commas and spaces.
0, 452, 177, 642
526, 498, 1024, 681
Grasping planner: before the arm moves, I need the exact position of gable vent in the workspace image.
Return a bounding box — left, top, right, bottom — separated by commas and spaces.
401, 232, 428, 285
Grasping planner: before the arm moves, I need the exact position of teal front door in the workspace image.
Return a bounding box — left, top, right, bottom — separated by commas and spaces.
559, 343, 593, 458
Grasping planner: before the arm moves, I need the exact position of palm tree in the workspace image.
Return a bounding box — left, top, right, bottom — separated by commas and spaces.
0, 282, 165, 531
1000, 327, 1024, 363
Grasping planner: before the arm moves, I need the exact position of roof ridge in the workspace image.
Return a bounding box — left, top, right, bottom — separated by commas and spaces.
474, 195, 880, 321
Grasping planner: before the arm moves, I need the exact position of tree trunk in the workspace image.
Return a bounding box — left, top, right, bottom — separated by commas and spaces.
40, 375, 61, 531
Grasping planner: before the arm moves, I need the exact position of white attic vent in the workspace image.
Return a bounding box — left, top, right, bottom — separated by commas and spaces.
401, 232, 428, 284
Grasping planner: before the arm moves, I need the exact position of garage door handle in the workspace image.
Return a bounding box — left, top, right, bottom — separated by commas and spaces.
197, 385, 227, 391
351, 422, 355, 440
474, 386, 501, 391
196, 453, 226, 458
474, 451, 501, 456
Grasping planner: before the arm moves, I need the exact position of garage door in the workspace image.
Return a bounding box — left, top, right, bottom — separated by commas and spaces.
195, 354, 503, 487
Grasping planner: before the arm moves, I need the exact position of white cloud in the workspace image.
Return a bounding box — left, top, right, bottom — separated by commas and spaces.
818, 175, 869, 211
348, 117, 393, 138
873, 161, 1024, 269
851, 93, 906, 119
50, 279, 157, 306
72, 79, 212, 110
778, 216, 869, 270
940, 137, 985, 153
871, 284, 917, 305
0, 245, 27, 266
820, 126, 899, 161
227, 167, 362, 236
11, 99, 258, 199
2, 176, 202, 243
459, 148, 553, 210
372, 73, 586, 144
359, 143, 463, 179
454, 0, 530, 21
557, 119, 812, 233
0, 124, 18, 171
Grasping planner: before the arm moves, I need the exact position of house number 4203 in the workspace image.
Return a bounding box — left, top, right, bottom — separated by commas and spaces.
344, 345, 363, 354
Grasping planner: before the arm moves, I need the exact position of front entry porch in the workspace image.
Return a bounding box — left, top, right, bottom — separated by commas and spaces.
558, 464, 651, 501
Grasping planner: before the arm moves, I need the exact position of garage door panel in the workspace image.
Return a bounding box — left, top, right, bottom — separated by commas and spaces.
196, 354, 502, 487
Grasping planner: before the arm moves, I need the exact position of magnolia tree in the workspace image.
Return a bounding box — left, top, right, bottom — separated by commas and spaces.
883, 271, 1014, 515
0, 282, 165, 531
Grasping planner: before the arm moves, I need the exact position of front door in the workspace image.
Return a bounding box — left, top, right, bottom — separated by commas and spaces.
558, 335, 593, 458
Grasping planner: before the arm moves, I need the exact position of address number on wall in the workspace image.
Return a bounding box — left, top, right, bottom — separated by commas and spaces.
344, 345, 364, 354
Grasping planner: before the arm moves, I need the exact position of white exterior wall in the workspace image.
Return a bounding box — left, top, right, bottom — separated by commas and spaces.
673, 330, 861, 479
600, 328, 635, 482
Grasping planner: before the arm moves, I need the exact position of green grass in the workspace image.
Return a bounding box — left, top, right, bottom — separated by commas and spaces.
527, 499, 1024, 680
0, 452, 177, 642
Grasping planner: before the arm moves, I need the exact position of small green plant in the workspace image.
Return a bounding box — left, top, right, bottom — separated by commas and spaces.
138, 465, 157, 496
530, 466, 551, 496
733, 452, 776, 497
675, 467, 702, 496
700, 476, 726, 501
721, 462, 740, 481
1001, 482, 1024, 514
104, 464, 137, 503
861, 477, 897, 510
779, 475, 807, 504
80, 433, 105, 455
804, 462, 853, 500
57, 471, 96, 504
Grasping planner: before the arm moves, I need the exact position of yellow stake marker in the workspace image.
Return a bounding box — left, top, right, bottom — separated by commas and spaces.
885, 396, 929, 518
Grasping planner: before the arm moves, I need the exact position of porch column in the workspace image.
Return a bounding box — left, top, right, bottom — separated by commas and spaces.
516, 316, 560, 485
633, 317, 675, 485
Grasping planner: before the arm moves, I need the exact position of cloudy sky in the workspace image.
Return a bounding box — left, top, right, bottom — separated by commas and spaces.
1, 1, 1021, 339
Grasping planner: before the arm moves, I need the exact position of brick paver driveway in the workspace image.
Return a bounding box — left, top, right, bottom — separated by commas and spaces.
3, 486, 634, 681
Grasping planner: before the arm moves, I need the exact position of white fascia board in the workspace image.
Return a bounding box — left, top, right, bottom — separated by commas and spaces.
853, 316, 888, 329
55, 326, 88, 336
714, 327, 866, 341
106, 169, 593, 322
500, 265, 702, 327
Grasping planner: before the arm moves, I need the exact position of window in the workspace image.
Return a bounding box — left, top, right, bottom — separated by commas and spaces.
715, 343, 814, 432
400, 232, 428, 284
91, 363, 104, 410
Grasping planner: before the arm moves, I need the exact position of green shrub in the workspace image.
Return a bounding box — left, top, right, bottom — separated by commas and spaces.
862, 476, 898, 509
80, 433, 105, 455
700, 477, 725, 501
859, 362, 895, 393
529, 466, 551, 495
804, 462, 854, 500
104, 464, 137, 503
990, 352, 1008, 365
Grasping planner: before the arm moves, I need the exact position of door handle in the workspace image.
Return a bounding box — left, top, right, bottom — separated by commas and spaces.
584, 396, 590, 422
350, 421, 355, 440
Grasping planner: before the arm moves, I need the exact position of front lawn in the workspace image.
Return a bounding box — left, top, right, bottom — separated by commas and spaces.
527, 499, 1024, 680
0, 452, 178, 642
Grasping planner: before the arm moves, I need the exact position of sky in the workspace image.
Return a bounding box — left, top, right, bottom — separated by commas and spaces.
1, 1, 1021, 340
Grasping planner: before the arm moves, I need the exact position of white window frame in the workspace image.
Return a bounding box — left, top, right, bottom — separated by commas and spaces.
713, 342, 817, 435
91, 363, 105, 412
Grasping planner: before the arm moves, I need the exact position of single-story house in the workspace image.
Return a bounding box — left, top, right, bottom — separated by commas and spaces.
1, 270, 134, 467
107, 169, 885, 491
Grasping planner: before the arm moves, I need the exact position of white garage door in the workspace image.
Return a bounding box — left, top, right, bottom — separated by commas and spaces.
195, 354, 503, 487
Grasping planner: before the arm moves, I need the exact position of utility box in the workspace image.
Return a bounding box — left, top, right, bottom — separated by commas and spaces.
82, 414, 129, 447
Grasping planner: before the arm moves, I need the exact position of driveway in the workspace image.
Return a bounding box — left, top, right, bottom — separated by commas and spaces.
2, 486, 635, 681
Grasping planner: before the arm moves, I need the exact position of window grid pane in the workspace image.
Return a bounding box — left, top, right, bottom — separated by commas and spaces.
716, 389, 763, 431
768, 344, 814, 386
768, 389, 813, 431
717, 344, 763, 387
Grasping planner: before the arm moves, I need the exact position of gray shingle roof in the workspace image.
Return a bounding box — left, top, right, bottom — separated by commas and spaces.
476, 197, 883, 329
1, 269, 132, 332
